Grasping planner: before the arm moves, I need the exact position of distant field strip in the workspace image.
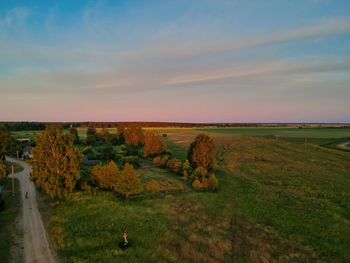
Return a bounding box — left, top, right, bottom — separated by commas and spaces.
197, 127, 350, 138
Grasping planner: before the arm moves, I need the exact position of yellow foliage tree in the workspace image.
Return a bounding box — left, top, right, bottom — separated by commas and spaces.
115, 163, 143, 198
91, 161, 119, 190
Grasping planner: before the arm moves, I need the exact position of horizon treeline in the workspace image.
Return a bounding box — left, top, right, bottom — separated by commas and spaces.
2, 121, 349, 132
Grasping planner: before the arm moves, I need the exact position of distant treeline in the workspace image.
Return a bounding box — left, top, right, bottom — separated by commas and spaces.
1, 121, 349, 131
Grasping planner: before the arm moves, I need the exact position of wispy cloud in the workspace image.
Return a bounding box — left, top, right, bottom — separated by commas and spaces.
123, 19, 350, 60
0, 7, 32, 28
167, 59, 350, 85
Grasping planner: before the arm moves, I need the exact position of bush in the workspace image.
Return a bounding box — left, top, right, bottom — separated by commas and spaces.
120, 156, 140, 168
115, 163, 143, 199
146, 180, 161, 193
201, 178, 209, 190
153, 156, 161, 165
91, 161, 119, 190
166, 157, 182, 174
192, 178, 202, 192
208, 174, 219, 191
193, 166, 208, 178
160, 155, 171, 168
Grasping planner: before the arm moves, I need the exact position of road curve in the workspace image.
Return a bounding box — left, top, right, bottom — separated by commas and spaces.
7, 156, 56, 263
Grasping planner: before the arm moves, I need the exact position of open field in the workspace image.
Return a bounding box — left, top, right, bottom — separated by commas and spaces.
0, 178, 21, 263
42, 128, 350, 262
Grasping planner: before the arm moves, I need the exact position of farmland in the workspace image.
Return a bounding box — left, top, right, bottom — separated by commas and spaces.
34, 127, 350, 262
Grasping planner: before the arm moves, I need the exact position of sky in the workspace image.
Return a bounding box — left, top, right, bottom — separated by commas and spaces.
0, 0, 350, 123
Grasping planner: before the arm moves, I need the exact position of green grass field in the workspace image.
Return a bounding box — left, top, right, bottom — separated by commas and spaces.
0, 178, 21, 263
44, 128, 350, 262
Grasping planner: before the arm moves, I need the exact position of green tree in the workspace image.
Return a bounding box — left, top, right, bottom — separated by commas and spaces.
0, 161, 6, 187
30, 125, 82, 199
69, 128, 80, 144
86, 126, 97, 145
188, 134, 216, 171
0, 124, 12, 160
115, 163, 143, 198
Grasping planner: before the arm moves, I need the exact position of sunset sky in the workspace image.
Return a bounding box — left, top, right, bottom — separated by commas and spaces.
1, 0, 350, 122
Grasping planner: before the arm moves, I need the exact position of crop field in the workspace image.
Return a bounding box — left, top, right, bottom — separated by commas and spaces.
42, 127, 350, 262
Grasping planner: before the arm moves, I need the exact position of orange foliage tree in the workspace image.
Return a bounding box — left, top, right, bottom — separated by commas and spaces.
91, 161, 119, 190
188, 134, 216, 171
144, 133, 167, 157
124, 126, 145, 147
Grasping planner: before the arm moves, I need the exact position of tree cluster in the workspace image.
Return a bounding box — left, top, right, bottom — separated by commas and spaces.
91, 161, 142, 199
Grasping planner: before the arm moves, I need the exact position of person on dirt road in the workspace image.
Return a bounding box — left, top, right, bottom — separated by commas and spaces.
25, 191, 28, 199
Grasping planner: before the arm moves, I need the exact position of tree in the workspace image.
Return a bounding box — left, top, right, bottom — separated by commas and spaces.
69, 128, 80, 144
188, 134, 216, 171
0, 161, 6, 187
115, 163, 143, 198
30, 125, 82, 199
144, 133, 167, 157
99, 143, 115, 161
208, 174, 218, 191
86, 126, 97, 145
124, 126, 145, 147
100, 128, 110, 142
91, 161, 119, 190
0, 124, 12, 160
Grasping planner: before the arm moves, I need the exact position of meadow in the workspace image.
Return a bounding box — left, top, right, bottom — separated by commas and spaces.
40, 127, 350, 262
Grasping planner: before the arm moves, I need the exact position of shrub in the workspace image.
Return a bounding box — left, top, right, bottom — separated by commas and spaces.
115, 163, 143, 199
208, 174, 219, 191
166, 157, 182, 174
193, 166, 208, 178
201, 178, 209, 190
153, 156, 161, 165
91, 161, 119, 190
192, 178, 202, 192
146, 180, 161, 193
160, 155, 171, 168
120, 156, 140, 168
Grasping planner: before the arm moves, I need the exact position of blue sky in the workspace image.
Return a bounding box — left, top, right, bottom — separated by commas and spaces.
0, 0, 350, 122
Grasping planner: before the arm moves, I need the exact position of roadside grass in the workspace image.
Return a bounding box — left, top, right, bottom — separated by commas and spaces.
0, 178, 21, 263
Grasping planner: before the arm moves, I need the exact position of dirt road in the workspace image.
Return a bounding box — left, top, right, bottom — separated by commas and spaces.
337, 141, 350, 150
7, 157, 56, 263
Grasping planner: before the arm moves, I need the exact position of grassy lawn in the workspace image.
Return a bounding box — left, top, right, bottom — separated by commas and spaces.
0, 178, 21, 263
45, 128, 350, 262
